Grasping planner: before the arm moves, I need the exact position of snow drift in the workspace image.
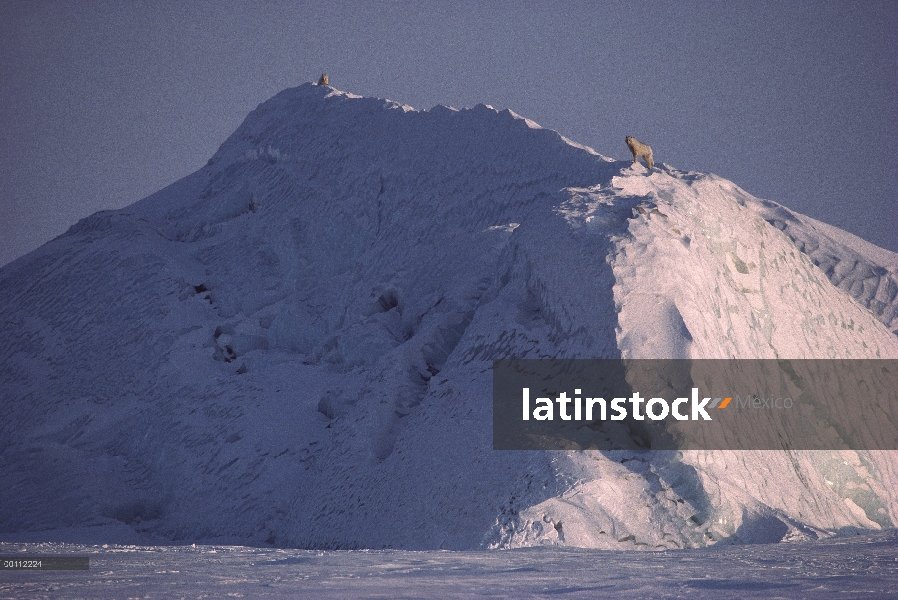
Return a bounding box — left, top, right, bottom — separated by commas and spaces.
2, 83, 898, 550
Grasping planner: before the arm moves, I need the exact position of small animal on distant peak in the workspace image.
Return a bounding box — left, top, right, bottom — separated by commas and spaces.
626, 136, 654, 170
318, 73, 329, 86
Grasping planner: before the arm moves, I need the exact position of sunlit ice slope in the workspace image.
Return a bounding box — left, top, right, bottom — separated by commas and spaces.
1, 83, 897, 550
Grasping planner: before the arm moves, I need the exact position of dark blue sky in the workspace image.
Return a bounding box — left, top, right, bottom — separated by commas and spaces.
2, 1, 896, 266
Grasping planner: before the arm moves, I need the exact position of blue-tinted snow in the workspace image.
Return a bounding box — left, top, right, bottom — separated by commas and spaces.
2, 531, 897, 599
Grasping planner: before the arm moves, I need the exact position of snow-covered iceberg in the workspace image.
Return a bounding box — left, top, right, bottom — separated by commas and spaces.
1, 83, 897, 550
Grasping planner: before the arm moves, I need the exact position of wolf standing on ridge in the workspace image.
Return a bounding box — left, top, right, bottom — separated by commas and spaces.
318, 73, 329, 86
626, 136, 654, 170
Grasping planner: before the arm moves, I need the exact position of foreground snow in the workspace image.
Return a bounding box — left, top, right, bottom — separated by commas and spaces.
1, 83, 897, 551
2, 531, 897, 599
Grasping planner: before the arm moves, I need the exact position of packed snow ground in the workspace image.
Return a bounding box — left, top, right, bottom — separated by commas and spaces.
1, 84, 897, 553
2, 531, 898, 599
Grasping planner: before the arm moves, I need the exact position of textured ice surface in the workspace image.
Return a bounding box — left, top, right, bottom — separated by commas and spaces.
1, 84, 897, 551
2, 532, 897, 599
